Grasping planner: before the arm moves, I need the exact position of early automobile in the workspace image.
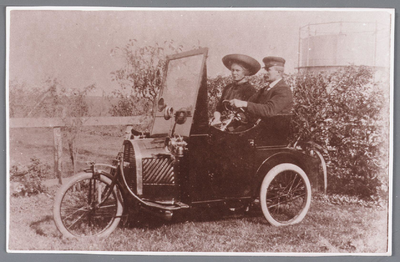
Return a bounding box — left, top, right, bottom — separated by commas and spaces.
53, 48, 325, 238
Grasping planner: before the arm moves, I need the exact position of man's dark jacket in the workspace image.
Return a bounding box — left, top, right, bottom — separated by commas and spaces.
247, 79, 293, 118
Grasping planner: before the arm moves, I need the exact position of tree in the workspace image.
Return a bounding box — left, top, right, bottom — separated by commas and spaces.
109, 40, 185, 121
60, 84, 96, 175
9, 80, 48, 118
9, 80, 26, 118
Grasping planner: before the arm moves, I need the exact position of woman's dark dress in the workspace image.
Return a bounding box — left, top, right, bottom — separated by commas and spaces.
215, 81, 256, 113
213, 81, 256, 196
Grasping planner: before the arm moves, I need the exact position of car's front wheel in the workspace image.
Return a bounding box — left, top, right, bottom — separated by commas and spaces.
260, 163, 311, 226
53, 172, 123, 238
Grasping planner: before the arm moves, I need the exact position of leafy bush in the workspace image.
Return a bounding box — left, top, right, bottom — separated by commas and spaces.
10, 157, 51, 196
287, 66, 389, 199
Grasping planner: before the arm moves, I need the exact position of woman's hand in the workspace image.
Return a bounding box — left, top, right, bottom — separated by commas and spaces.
210, 111, 222, 126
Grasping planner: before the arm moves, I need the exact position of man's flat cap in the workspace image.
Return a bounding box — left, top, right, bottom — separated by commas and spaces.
262, 56, 286, 68
222, 54, 261, 76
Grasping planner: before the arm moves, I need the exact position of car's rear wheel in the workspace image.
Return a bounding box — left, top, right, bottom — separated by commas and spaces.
53, 172, 123, 238
260, 163, 311, 226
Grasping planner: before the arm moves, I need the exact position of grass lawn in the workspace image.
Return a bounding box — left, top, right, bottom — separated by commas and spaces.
8, 191, 388, 253
7, 128, 390, 254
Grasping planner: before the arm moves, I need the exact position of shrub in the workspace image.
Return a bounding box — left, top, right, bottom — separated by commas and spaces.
10, 157, 51, 196
287, 66, 389, 199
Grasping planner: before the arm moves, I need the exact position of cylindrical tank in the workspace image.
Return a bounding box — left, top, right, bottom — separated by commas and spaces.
298, 22, 390, 73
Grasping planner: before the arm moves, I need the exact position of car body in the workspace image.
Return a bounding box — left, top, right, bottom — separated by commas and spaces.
120, 48, 320, 218
54, 48, 324, 238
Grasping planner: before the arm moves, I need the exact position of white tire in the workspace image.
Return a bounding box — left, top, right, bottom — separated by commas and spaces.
53, 172, 123, 238
260, 163, 311, 226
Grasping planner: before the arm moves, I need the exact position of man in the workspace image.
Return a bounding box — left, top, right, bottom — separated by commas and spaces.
229, 56, 293, 118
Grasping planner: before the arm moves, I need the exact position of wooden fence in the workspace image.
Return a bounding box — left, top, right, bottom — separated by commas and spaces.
9, 116, 147, 184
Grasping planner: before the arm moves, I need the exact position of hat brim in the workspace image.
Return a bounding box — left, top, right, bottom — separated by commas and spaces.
222, 54, 261, 76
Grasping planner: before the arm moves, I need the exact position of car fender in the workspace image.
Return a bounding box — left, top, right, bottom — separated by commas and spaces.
252, 149, 313, 194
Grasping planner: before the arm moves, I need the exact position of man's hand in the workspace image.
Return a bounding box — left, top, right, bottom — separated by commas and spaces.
229, 99, 248, 109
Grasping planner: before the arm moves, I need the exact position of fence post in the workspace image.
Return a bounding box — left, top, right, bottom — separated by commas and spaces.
53, 127, 63, 185
125, 125, 133, 139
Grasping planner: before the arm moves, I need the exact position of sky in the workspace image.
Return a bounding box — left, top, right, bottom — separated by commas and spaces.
8, 8, 392, 96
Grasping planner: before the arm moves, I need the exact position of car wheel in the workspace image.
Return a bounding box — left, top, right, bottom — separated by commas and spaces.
53, 172, 123, 238
260, 163, 311, 226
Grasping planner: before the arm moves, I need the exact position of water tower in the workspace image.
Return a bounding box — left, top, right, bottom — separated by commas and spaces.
297, 21, 390, 74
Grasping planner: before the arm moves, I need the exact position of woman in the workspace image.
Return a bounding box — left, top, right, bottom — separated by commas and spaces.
212, 54, 261, 125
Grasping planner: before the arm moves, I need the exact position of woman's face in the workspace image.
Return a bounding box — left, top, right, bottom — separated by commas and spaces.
230, 63, 247, 82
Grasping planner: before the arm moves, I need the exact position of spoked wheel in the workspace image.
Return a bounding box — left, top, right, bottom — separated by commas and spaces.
260, 163, 311, 226
53, 172, 123, 238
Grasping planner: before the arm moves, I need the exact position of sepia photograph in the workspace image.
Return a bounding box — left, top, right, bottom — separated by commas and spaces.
6, 7, 393, 255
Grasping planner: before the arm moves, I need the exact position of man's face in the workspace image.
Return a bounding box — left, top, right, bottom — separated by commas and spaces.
264, 66, 281, 83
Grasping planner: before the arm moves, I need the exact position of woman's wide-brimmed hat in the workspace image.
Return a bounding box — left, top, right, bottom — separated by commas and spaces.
222, 54, 261, 76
